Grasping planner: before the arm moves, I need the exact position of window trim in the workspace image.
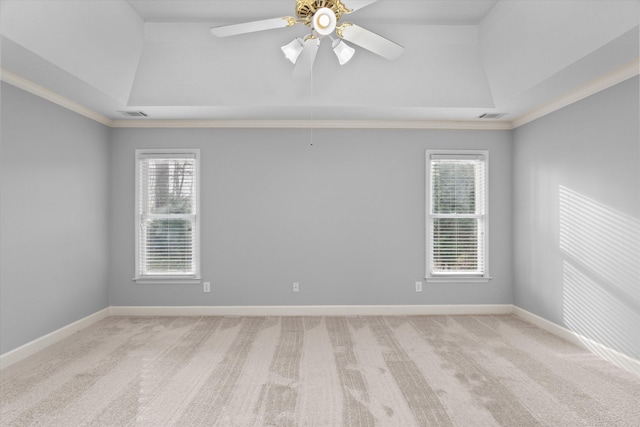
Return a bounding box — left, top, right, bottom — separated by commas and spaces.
425, 149, 490, 282
134, 148, 201, 284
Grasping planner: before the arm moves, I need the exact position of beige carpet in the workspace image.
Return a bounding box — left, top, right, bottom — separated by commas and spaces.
1, 315, 639, 426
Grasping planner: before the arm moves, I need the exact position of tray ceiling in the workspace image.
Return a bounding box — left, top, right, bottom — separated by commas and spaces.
1, 0, 638, 125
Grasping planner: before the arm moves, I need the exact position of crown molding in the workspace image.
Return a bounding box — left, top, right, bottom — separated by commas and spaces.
4, 59, 639, 131
0, 68, 113, 127
511, 58, 640, 129
109, 118, 513, 130
0, 67, 510, 131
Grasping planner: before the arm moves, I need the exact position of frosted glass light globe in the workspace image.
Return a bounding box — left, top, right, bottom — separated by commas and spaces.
312, 8, 336, 36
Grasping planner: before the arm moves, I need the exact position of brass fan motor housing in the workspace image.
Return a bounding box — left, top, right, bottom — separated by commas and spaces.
296, 0, 351, 25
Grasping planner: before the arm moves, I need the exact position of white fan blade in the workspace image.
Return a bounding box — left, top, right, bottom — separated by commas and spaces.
293, 38, 320, 79
345, 0, 379, 13
337, 23, 404, 60
211, 17, 296, 37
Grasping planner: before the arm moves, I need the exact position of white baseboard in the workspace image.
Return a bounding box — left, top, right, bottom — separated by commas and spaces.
4, 304, 637, 378
109, 304, 513, 317
1, 304, 509, 369
512, 306, 640, 377
0, 307, 111, 370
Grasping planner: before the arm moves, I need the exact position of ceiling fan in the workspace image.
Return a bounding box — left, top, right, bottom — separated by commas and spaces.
210, 0, 404, 77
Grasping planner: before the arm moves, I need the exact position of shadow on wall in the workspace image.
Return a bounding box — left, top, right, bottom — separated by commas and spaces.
559, 186, 640, 365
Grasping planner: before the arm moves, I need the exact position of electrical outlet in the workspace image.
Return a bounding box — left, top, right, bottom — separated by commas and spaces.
203, 282, 211, 293
292, 282, 300, 293
415, 281, 423, 292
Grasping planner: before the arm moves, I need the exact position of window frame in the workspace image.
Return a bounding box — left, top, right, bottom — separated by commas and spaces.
425, 149, 490, 282
134, 148, 201, 284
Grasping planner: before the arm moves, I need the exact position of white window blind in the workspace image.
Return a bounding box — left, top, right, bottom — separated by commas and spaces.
136, 150, 200, 279
427, 151, 488, 278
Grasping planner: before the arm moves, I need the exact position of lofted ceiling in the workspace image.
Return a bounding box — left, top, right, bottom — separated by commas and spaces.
0, 0, 638, 126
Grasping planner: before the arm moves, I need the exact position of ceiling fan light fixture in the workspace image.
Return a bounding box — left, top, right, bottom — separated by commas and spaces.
281, 38, 304, 63
211, 0, 404, 72
312, 7, 337, 36
332, 39, 355, 65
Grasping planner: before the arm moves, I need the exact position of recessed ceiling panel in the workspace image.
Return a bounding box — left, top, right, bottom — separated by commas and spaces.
2, 0, 637, 123
126, 0, 498, 25
127, 23, 495, 116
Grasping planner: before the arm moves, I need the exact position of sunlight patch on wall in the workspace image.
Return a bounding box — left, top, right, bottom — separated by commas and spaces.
559, 186, 639, 300
559, 186, 640, 360
562, 261, 638, 358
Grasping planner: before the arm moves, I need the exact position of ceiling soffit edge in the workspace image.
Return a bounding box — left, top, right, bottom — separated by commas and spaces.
108, 119, 513, 130
511, 58, 640, 128
3, 60, 639, 131
0, 68, 112, 126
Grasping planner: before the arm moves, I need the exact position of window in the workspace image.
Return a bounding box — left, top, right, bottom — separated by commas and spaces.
135, 149, 200, 282
426, 150, 488, 281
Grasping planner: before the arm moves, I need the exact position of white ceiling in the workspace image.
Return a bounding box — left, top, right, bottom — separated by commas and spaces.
127, 1, 498, 25
1, 0, 638, 124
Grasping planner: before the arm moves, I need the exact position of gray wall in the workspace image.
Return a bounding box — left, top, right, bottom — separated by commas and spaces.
4, 75, 638, 362
513, 76, 640, 359
109, 128, 513, 306
0, 83, 111, 354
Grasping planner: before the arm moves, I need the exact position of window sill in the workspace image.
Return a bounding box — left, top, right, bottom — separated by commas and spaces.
425, 276, 492, 283
133, 277, 201, 285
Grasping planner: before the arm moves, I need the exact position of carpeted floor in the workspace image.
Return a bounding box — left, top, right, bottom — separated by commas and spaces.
1, 315, 639, 426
